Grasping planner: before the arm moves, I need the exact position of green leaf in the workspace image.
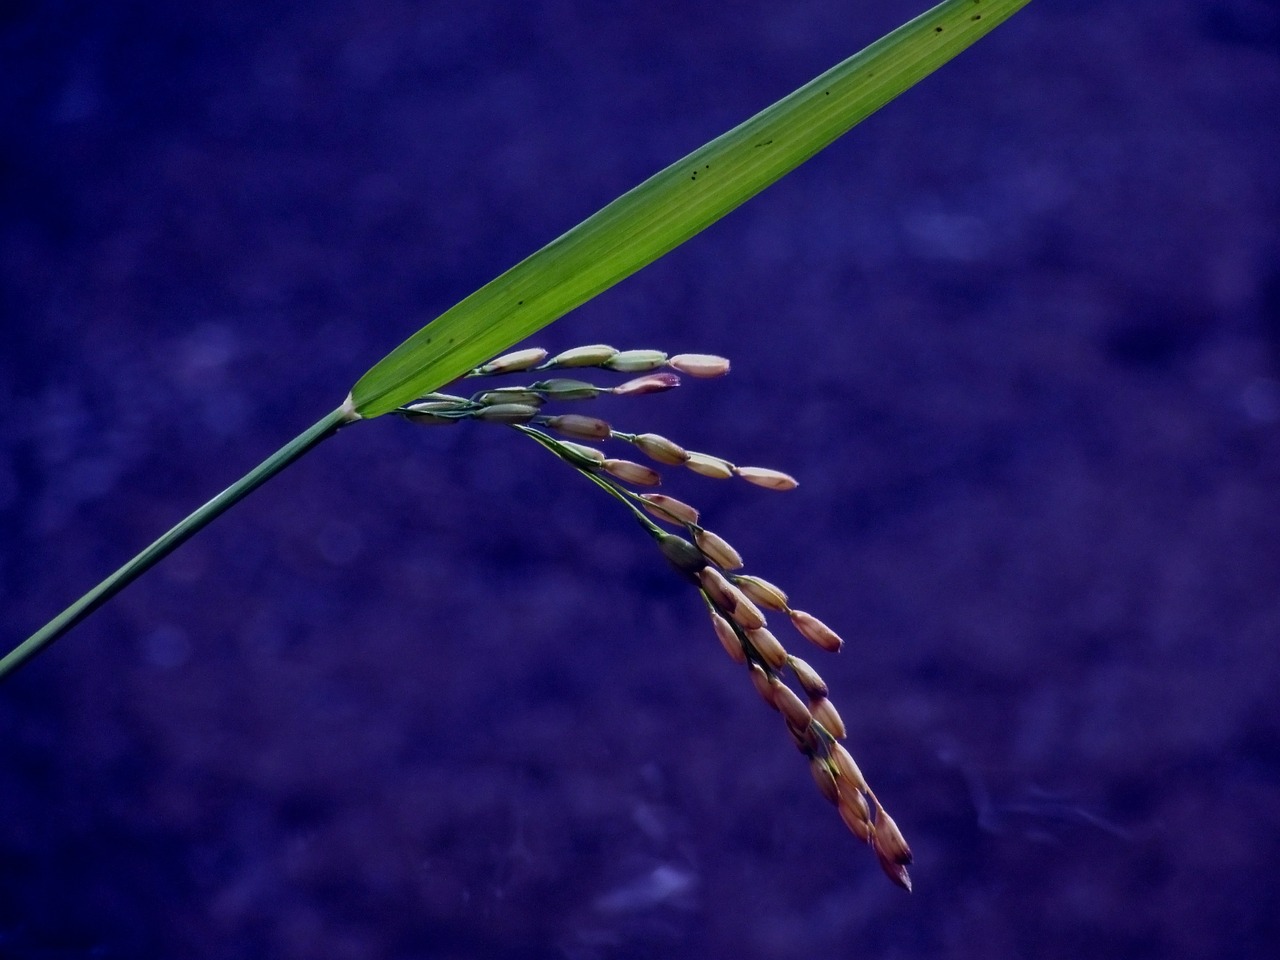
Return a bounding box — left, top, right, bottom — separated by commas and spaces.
350, 0, 1033, 418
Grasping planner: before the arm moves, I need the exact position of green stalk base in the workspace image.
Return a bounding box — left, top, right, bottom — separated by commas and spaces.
1, 404, 356, 681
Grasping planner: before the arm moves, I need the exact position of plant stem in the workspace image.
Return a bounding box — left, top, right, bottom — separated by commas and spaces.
1, 403, 358, 681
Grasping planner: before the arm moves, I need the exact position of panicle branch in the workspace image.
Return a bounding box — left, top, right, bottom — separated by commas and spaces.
395, 343, 910, 891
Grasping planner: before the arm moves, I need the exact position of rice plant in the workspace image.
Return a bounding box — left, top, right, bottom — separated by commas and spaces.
3, 0, 1036, 889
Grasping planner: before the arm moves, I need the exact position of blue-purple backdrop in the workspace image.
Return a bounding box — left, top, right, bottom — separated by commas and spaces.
3, 1, 1279, 957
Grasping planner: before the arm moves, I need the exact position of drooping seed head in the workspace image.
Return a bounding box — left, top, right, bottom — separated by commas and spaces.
544, 414, 613, 441
546, 344, 618, 367
685, 452, 736, 480
476, 388, 546, 407
531, 378, 600, 400
809, 757, 842, 806
632, 433, 689, 465
603, 349, 668, 372
748, 662, 778, 709
638, 493, 699, 526
732, 575, 790, 611
603, 459, 661, 486
693, 527, 744, 571
611, 372, 681, 397
403, 400, 465, 425
810, 697, 847, 740
872, 807, 913, 867
657, 534, 708, 582
729, 592, 766, 630
470, 347, 548, 376
735, 466, 799, 491
788, 718, 822, 754
789, 610, 844, 653
828, 742, 870, 794
472, 403, 541, 424
745, 626, 788, 670
771, 680, 814, 733
698, 566, 740, 613
558, 441, 606, 466
786, 656, 828, 700
709, 610, 747, 665
669, 353, 731, 378
838, 788, 873, 840
404, 399, 467, 414
874, 845, 914, 893
699, 568, 765, 629
838, 800, 874, 843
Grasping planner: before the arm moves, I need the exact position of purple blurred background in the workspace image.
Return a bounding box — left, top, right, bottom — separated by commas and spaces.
3, 0, 1279, 957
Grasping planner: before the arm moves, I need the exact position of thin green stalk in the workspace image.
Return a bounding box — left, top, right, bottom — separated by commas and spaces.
1, 404, 357, 681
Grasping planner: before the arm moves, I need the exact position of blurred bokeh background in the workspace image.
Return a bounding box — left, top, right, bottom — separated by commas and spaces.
3, 0, 1279, 957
